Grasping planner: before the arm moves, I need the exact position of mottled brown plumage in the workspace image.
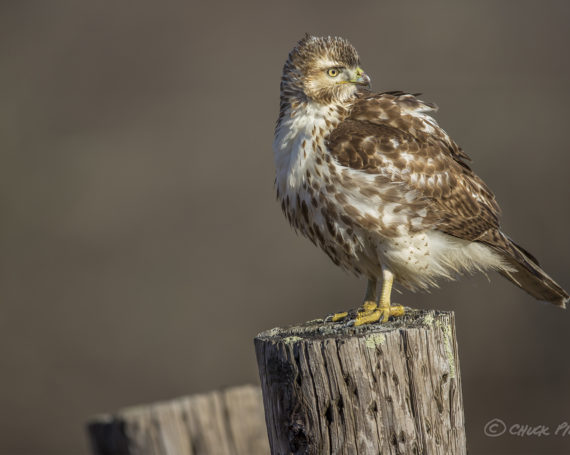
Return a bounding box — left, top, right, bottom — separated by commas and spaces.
274, 35, 568, 313
327, 90, 500, 242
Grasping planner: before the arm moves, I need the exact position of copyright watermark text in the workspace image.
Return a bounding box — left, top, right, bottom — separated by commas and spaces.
484, 418, 570, 438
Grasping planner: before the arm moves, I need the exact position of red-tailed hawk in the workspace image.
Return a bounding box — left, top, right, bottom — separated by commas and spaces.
274, 34, 568, 326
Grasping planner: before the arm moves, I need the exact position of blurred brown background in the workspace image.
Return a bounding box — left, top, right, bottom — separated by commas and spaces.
1, 1, 569, 454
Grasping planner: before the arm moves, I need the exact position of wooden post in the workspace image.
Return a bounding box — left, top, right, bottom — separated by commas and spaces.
254, 309, 466, 455
87, 384, 270, 455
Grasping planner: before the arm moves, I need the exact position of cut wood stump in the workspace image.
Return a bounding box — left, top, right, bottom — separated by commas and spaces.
255, 309, 466, 455
87, 384, 270, 455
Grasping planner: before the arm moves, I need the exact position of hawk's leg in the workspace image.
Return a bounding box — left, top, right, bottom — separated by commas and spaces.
356, 268, 405, 325
329, 278, 377, 322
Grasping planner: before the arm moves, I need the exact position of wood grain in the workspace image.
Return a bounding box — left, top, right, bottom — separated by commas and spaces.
255, 309, 466, 455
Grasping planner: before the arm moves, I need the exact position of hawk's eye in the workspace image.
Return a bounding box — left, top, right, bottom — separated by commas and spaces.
327, 68, 340, 77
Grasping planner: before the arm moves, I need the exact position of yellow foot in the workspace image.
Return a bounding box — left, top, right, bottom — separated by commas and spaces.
352, 304, 405, 326
329, 311, 348, 322
328, 301, 404, 326
329, 271, 404, 326
328, 300, 376, 322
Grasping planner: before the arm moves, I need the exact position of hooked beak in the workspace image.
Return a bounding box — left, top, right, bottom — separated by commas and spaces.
350, 67, 371, 86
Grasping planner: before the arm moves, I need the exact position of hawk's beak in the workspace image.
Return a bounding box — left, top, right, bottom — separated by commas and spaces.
350, 67, 371, 86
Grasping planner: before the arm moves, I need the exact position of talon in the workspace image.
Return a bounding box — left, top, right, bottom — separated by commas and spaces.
329, 299, 377, 324
329, 311, 348, 322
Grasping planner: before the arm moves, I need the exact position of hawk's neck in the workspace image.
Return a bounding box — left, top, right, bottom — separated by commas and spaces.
274, 98, 350, 190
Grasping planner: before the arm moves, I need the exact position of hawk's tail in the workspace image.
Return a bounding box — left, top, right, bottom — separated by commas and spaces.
493, 234, 568, 308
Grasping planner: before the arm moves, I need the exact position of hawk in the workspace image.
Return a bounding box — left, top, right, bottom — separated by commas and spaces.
273, 34, 568, 326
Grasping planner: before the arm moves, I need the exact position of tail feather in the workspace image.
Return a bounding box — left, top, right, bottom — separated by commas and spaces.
509, 239, 540, 266
490, 234, 568, 308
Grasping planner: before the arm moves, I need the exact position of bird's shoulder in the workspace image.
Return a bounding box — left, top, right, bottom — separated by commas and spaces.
328, 90, 471, 167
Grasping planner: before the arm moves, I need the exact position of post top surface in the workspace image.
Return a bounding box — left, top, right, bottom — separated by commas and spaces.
255, 309, 455, 343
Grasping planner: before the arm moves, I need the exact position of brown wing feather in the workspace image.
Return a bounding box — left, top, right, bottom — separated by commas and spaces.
327, 91, 500, 242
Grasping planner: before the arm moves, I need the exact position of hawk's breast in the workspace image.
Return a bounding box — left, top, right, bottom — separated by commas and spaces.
274, 101, 360, 266
274, 100, 419, 275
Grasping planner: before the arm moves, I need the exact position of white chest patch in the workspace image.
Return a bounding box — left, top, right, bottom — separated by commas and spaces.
274, 101, 334, 196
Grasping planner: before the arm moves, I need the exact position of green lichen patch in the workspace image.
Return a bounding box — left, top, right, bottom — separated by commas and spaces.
282, 336, 303, 344
365, 333, 386, 349
421, 312, 435, 328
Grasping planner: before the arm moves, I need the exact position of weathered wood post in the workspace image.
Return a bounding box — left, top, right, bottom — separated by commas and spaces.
254, 309, 466, 455
87, 384, 270, 455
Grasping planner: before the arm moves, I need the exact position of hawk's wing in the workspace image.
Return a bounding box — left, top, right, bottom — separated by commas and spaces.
326, 91, 501, 242
326, 91, 569, 307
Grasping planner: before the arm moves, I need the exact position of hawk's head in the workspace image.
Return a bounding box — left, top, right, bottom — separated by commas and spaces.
281, 34, 370, 105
